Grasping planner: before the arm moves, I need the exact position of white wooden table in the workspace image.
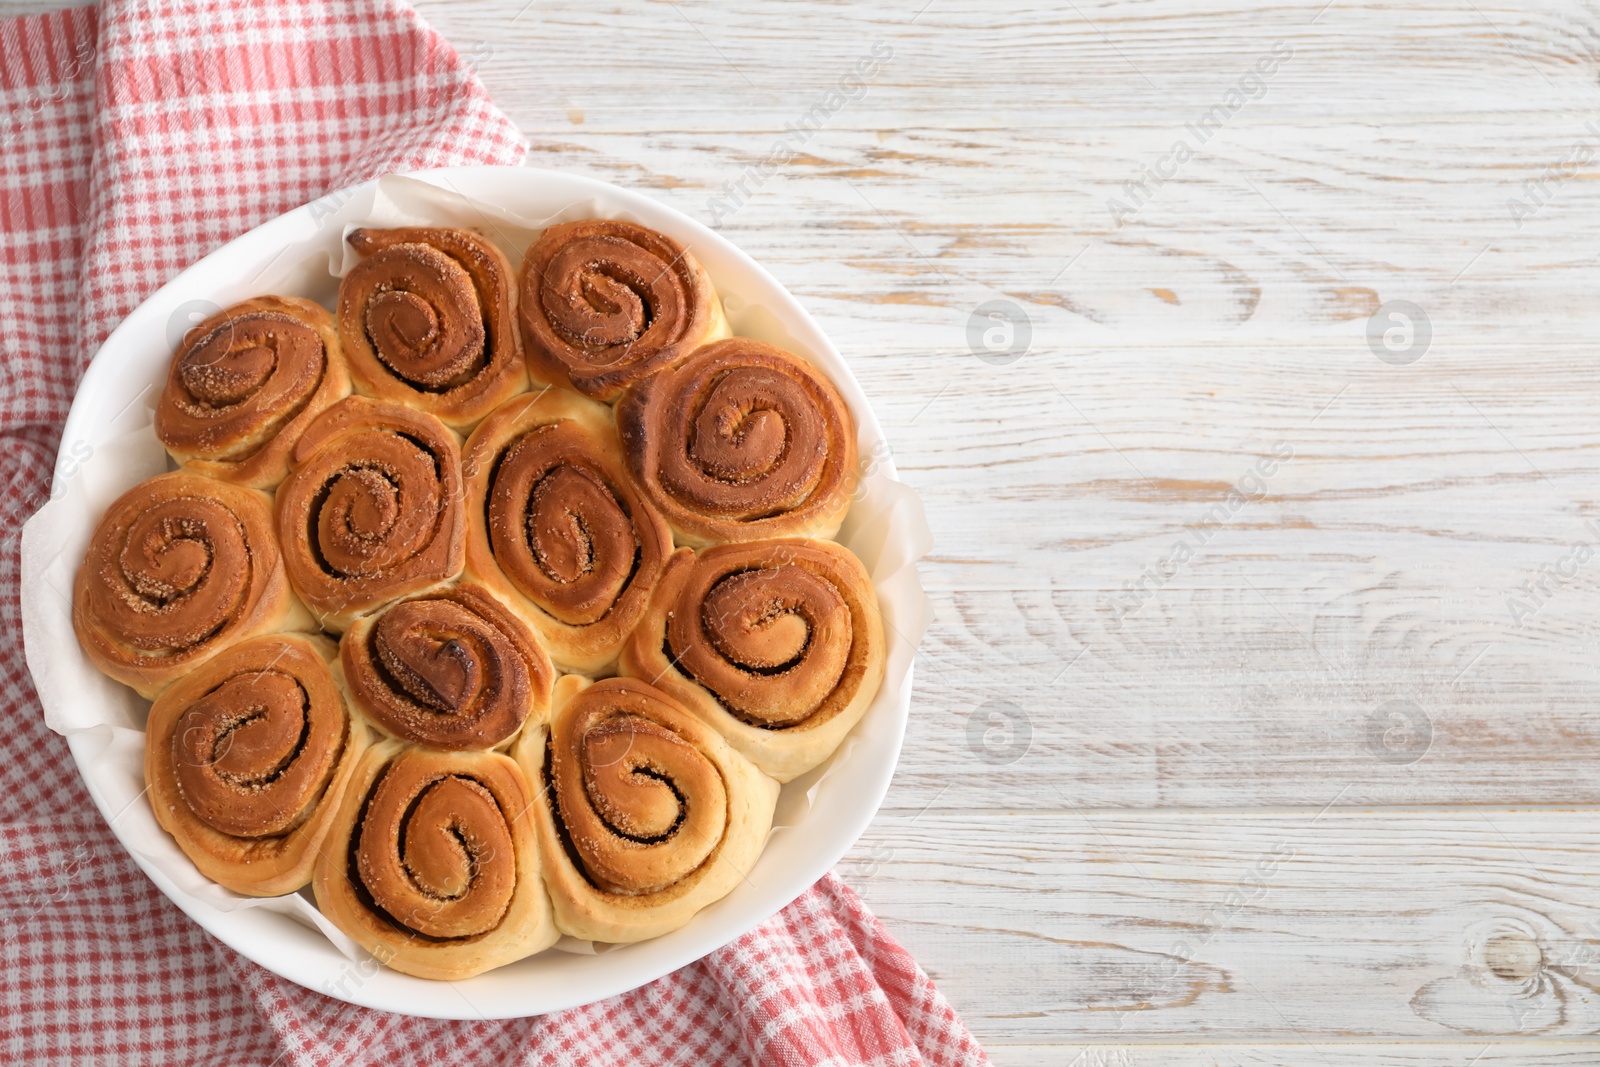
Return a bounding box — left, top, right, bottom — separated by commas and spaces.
16, 0, 1600, 1059
420, 1, 1600, 1061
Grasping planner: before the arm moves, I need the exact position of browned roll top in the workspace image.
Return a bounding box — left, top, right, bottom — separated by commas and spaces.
155, 296, 338, 469
353, 755, 519, 939
667, 540, 866, 729
342, 584, 550, 750
308, 434, 444, 577
275, 396, 464, 627
74, 471, 290, 689
617, 338, 856, 543
169, 652, 344, 838
339, 227, 524, 425
546, 679, 727, 895
145, 634, 361, 896
519, 220, 721, 400
98, 495, 250, 649
487, 422, 663, 627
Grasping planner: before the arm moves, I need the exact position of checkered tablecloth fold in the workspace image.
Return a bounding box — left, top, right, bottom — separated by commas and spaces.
0, 2, 985, 1064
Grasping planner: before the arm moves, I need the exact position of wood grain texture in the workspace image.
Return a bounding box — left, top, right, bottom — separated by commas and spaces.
406, 0, 1600, 1057
841, 809, 1600, 1041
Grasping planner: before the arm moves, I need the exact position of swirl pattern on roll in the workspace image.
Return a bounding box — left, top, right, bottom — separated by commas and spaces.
145, 634, 363, 896
341, 583, 552, 751
616, 338, 857, 545
314, 744, 555, 980
518, 220, 730, 401
463, 389, 672, 674
620, 538, 886, 783
339, 227, 527, 428
549, 681, 724, 894
275, 395, 465, 632
155, 295, 351, 489
73, 470, 309, 698
514, 676, 778, 943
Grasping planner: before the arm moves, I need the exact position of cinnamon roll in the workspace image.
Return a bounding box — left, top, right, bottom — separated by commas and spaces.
154, 295, 351, 489
340, 583, 553, 751
514, 676, 778, 943
314, 742, 557, 980
462, 389, 672, 675
145, 634, 366, 896
518, 220, 730, 401
339, 227, 527, 429
620, 539, 885, 782
616, 338, 857, 546
275, 396, 466, 632
74, 471, 312, 698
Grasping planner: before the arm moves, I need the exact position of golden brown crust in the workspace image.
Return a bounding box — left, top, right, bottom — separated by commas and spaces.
313, 742, 557, 980
461, 389, 673, 675
512, 676, 778, 943
275, 395, 466, 632
518, 220, 730, 401
339, 227, 527, 429
615, 338, 857, 546
619, 539, 885, 782
73, 470, 313, 698
154, 296, 352, 489
144, 634, 367, 896
340, 583, 553, 751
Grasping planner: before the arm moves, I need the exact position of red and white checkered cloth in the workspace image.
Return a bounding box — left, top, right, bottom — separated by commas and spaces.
0, 2, 987, 1064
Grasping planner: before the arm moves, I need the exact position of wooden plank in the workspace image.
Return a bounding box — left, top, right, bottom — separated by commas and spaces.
417, 1, 1600, 126
841, 809, 1600, 1041
442, 119, 1600, 349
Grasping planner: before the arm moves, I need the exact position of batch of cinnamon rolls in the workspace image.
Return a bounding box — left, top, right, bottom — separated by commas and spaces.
72, 219, 886, 981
